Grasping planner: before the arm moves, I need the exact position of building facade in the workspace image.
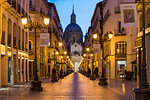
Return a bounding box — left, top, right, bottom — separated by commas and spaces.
0, 0, 29, 87
48, 3, 67, 77
89, 0, 137, 79
136, 0, 150, 85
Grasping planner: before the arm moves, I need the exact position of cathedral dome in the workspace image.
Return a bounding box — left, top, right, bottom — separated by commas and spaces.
64, 23, 82, 33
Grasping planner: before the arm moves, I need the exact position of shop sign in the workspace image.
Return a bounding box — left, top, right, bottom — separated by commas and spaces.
40, 33, 49, 46
93, 44, 100, 54
135, 37, 142, 48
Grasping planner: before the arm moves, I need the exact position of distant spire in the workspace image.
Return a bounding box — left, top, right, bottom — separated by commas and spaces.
71, 4, 76, 23
72, 4, 74, 14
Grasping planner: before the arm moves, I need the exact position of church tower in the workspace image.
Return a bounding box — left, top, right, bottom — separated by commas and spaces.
64, 6, 83, 72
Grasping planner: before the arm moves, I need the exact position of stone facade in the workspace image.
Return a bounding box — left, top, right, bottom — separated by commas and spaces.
0, 0, 29, 87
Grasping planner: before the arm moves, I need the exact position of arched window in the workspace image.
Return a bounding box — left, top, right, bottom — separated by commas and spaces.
25, 32, 28, 51
146, 8, 150, 28
2, 15, 6, 45
7, 19, 12, 47
18, 27, 21, 49
13, 23, 17, 48
140, 14, 143, 32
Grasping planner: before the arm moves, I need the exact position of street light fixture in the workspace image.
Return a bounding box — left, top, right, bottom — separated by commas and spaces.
56, 51, 59, 55
64, 51, 67, 55
108, 32, 113, 39
93, 33, 98, 39
22, 16, 50, 91
58, 42, 63, 47
83, 54, 86, 57
86, 47, 90, 52
43, 17, 50, 25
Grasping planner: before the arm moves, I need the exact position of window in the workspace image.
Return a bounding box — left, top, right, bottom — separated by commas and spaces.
8, 19, 12, 47
115, 41, 127, 58
18, 27, 21, 49
29, 0, 32, 9
29, 41, 32, 51
22, 29, 24, 50
118, 21, 121, 33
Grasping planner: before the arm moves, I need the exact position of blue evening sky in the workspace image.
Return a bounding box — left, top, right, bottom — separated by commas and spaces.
48, 0, 102, 37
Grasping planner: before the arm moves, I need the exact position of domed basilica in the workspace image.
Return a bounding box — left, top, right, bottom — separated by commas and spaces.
64, 7, 83, 72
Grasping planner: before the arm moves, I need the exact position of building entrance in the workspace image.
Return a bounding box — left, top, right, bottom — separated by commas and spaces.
8, 57, 11, 84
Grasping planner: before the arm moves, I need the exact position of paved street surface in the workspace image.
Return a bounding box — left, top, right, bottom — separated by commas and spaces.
0, 73, 136, 100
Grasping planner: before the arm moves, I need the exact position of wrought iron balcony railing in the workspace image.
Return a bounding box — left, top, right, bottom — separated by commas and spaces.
114, 28, 127, 36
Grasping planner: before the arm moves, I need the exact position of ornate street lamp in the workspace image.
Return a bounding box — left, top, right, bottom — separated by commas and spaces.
92, 32, 112, 85
59, 50, 67, 78
22, 16, 50, 91
90, 51, 96, 80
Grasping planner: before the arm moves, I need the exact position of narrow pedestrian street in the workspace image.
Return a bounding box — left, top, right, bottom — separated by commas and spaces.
0, 73, 136, 100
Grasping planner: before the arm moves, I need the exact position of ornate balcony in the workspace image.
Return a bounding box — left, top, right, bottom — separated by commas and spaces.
114, 28, 126, 36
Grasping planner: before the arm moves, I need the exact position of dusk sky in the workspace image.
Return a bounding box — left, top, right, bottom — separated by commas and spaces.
48, 0, 102, 37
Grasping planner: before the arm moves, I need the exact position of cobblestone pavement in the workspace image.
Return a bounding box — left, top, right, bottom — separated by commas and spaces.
0, 73, 136, 100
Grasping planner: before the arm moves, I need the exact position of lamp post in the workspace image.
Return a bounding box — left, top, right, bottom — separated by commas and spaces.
93, 32, 112, 85
59, 50, 67, 78
22, 16, 50, 91
90, 53, 96, 80
51, 42, 62, 82
134, 0, 150, 99
83, 53, 87, 75
85, 47, 91, 77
